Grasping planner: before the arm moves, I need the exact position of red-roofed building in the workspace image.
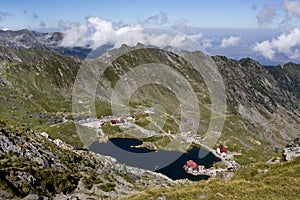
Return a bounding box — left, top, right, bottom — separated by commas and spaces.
220, 146, 227, 154
187, 160, 194, 166
191, 162, 198, 170
186, 160, 198, 170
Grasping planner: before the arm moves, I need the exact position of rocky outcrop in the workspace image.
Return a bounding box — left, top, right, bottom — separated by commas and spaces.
284, 138, 300, 161
286, 138, 300, 148
0, 30, 299, 169
214, 56, 300, 148
0, 118, 177, 199
0, 29, 91, 59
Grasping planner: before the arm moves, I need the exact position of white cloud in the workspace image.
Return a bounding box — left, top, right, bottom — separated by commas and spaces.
290, 49, 300, 59
188, 33, 203, 41
170, 19, 189, 32
252, 40, 276, 60
58, 17, 142, 49
201, 39, 213, 49
256, 4, 277, 26
281, 0, 300, 19
58, 20, 90, 48
257, 0, 300, 27
144, 11, 169, 25
187, 34, 214, 50
59, 16, 201, 50
221, 36, 241, 48
253, 28, 300, 60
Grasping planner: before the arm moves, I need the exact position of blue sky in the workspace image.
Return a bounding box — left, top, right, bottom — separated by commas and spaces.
0, 0, 284, 29
0, 0, 300, 64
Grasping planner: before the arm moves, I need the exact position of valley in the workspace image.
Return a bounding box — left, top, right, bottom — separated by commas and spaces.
0, 29, 299, 199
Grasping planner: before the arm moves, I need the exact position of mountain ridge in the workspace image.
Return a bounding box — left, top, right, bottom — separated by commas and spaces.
0, 28, 92, 59
0, 29, 300, 199
0, 31, 299, 158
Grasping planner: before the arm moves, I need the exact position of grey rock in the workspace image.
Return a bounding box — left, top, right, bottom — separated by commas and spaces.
0, 134, 22, 154
23, 193, 48, 200
0, 189, 13, 199
16, 171, 36, 184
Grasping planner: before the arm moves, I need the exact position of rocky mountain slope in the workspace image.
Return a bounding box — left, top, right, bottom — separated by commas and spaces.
0, 29, 92, 58
81, 45, 300, 163
0, 118, 177, 199
0, 30, 299, 162
213, 57, 300, 162
0, 29, 299, 198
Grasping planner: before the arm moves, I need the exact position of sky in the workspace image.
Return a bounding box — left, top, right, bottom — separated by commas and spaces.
0, 0, 285, 29
0, 0, 300, 64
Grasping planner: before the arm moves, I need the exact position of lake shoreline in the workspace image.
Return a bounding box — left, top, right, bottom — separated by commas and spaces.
89, 137, 220, 181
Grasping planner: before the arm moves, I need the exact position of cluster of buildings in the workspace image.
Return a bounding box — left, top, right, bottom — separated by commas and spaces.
184, 160, 205, 174
110, 118, 125, 125
109, 116, 135, 126
183, 145, 240, 177
78, 116, 136, 129
76, 106, 154, 130
216, 146, 227, 157
183, 160, 221, 177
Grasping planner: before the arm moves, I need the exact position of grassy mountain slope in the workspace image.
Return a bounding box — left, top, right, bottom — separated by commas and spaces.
0, 42, 300, 164
89, 47, 300, 164
0, 45, 85, 148
213, 57, 300, 163
122, 156, 300, 200
0, 29, 300, 199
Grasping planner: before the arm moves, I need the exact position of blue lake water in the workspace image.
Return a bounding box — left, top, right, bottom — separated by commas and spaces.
89, 138, 220, 181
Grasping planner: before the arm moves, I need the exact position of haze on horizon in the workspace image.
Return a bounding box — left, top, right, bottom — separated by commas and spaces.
0, 0, 300, 65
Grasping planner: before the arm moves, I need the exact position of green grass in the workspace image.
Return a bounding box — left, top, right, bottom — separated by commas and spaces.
134, 113, 151, 127
155, 136, 172, 147
0, 44, 292, 169
39, 122, 84, 148
213, 162, 228, 169
215, 113, 275, 165
97, 183, 116, 192
135, 119, 151, 127
142, 136, 171, 149
162, 117, 179, 134
101, 124, 124, 136
122, 157, 300, 200
95, 101, 112, 117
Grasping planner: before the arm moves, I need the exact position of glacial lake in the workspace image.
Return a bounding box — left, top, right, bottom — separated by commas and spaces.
89, 138, 220, 181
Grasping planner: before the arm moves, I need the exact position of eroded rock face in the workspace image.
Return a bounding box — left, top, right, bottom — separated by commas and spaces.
0, 128, 50, 169
0, 132, 22, 153
15, 171, 36, 185
286, 138, 300, 148
0, 189, 13, 199
0, 119, 177, 199
0, 29, 299, 198
214, 57, 300, 147
284, 138, 300, 161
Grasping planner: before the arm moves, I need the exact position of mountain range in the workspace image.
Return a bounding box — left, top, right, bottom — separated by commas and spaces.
0, 29, 299, 199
